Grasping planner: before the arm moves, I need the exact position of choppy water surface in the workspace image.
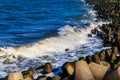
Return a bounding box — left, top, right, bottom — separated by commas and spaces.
0, 0, 93, 47
0, 0, 109, 78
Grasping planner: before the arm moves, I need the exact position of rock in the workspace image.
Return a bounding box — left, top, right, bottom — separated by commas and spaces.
61, 77, 69, 80
91, 28, 98, 34
74, 60, 95, 80
37, 76, 47, 80
22, 71, 30, 79
44, 62, 52, 74
89, 62, 110, 80
61, 76, 73, 80
28, 69, 35, 77
65, 48, 69, 52
104, 43, 112, 47
115, 38, 120, 49
92, 54, 101, 64
105, 49, 111, 61
3, 58, 13, 64
24, 75, 33, 80
86, 56, 92, 64
17, 55, 26, 62
79, 57, 85, 61
99, 51, 105, 61
62, 62, 74, 76
112, 46, 118, 55
114, 57, 120, 68
109, 53, 117, 64
100, 61, 110, 69
88, 34, 92, 37
52, 76, 61, 80
103, 66, 120, 80
35, 65, 44, 71
8, 72, 24, 80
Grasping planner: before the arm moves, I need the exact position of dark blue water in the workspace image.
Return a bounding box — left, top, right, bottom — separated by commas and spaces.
0, 0, 91, 47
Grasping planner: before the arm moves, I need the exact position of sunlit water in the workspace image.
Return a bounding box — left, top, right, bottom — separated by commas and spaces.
0, 0, 109, 78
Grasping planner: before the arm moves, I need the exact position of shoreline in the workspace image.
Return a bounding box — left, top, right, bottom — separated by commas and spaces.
1, 0, 120, 80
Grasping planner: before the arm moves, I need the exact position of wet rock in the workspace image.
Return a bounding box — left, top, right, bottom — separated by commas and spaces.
109, 53, 117, 64
8, 72, 24, 80
37, 76, 47, 80
17, 55, 26, 62
44, 62, 52, 74
105, 49, 111, 61
103, 66, 120, 80
22, 71, 29, 78
100, 61, 111, 69
65, 48, 69, 52
79, 57, 85, 61
24, 75, 33, 80
91, 28, 98, 34
112, 46, 118, 55
62, 62, 74, 76
86, 56, 92, 64
89, 62, 110, 80
61, 76, 73, 80
3, 58, 13, 64
114, 38, 120, 49
104, 43, 112, 47
74, 60, 95, 80
99, 51, 105, 61
114, 57, 120, 68
92, 54, 101, 64
52, 76, 61, 80
28, 69, 35, 77
88, 34, 92, 37
35, 65, 44, 71
61, 77, 69, 80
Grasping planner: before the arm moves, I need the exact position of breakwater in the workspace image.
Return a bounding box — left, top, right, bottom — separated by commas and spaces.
0, 0, 120, 80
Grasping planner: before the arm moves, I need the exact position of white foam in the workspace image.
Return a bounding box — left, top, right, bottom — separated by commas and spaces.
0, 21, 110, 78
0, 21, 109, 59
0, 24, 94, 58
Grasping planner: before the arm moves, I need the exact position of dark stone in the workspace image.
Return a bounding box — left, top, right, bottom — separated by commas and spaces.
99, 51, 105, 61
79, 57, 85, 61
35, 65, 44, 71
28, 69, 35, 77
105, 49, 111, 61
109, 54, 117, 64
62, 62, 75, 76
52, 76, 61, 80
65, 48, 69, 52
104, 43, 112, 47
88, 34, 92, 37
112, 46, 118, 55
22, 71, 30, 79
44, 62, 52, 74
37, 76, 47, 80
92, 54, 100, 64
86, 56, 92, 64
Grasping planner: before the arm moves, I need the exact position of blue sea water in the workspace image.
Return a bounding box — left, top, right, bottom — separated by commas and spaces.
0, 0, 92, 47
0, 0, 109, 77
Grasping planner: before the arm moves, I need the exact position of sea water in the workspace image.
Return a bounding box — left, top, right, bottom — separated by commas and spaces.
0, 0, 109, 78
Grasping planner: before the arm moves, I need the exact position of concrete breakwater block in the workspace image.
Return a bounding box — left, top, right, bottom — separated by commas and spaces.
74, 60, 95, 80
37, 76, 47, 80
112, 46, 118, 55
44, 62, 53, 74
24, 75, 33, 80
52, 76, 61, 80
62, 62, 74, 76
89, 61, 110, 80
103, 66, 120, 80
8, 72, 24, 80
